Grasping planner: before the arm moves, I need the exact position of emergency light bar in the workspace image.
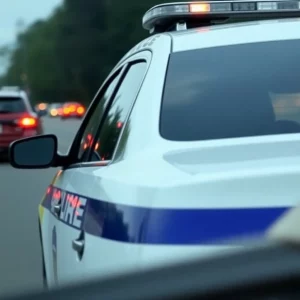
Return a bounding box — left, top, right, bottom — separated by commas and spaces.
143, 0, 300, 33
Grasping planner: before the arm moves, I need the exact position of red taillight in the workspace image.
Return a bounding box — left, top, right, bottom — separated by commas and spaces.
18, 117, 37, 128
77, 106, 85, 114
69, 105, 76, 112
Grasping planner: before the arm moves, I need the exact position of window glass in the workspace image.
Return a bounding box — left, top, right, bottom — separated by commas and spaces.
160, 39, 300, 141
77, 72, 121, 161
93, 62, 147, 161
0, 97, 26, 113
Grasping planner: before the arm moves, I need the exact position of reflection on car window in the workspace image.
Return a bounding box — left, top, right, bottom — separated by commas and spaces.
93, 62, 147, 161
161, 39, 300, 141
78, 72, 121, 161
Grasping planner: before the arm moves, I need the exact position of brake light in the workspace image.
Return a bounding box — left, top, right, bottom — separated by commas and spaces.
18, 117, 37, 128
50, 109, 58, 116
77, 106, 84, 114
38, 103, 47, 110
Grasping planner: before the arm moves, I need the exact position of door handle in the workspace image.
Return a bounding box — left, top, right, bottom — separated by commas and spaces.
53, 204, 61, 216
72, 238, 84, 253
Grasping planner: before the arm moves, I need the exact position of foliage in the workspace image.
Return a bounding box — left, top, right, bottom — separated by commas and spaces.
0, 0, 158, 105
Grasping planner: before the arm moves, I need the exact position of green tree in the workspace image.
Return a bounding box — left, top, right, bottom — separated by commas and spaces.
0, 0, 160, 105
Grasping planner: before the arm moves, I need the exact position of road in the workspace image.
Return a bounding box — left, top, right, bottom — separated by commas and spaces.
0, 117, 81, 297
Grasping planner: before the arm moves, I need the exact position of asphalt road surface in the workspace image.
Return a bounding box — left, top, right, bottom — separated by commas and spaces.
0, 116, 82, 297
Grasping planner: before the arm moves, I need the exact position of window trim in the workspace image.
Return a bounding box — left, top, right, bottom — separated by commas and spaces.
64, 51, 152, 170
87, 59, 149, 164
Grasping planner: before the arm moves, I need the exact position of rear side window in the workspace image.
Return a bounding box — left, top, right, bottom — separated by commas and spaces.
160, 39, 300, 141
0, 97, 26, 113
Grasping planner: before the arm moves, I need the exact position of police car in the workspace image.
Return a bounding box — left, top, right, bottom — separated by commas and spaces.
8, 0, 300, 288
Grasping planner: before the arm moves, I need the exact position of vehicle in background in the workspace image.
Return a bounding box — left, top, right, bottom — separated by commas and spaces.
0, 86, 43, 157
48, 103, 63, 118
61, 102, 85, 120
35, 102, 48, 117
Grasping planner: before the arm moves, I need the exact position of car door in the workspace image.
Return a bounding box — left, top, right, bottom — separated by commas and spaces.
41, 66, 125, 288
53, 52, 150, 286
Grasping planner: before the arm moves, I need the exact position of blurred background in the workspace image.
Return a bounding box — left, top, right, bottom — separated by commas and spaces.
0, 0, 157, 297
0, 0, 158, 105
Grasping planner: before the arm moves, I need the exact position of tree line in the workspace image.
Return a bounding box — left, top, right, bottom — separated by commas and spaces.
0, 0, 158, 105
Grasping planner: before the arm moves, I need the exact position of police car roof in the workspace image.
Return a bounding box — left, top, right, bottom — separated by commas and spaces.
168, 18, 300, 52
142, 1, 300, 52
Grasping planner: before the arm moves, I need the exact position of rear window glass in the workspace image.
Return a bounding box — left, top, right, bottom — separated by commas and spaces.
160, 39, 300, 141
0, 97, 26, 113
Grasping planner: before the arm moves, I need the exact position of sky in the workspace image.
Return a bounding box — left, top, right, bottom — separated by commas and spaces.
0, 0, 62, 47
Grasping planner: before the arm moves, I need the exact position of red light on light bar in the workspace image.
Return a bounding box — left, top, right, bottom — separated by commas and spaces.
189, 3, 211, 13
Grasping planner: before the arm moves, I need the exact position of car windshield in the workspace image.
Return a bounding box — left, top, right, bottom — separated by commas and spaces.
0, 97, 26, 113
160, 39, 300, 141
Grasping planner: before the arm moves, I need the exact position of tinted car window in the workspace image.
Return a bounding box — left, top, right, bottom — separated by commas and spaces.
161, 39, 300, 141
77, 71, 121, 161
93, 62, 147, 161
0, 97, 26, 113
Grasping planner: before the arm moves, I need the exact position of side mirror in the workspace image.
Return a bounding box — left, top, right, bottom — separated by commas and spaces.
9, 134, 58, 169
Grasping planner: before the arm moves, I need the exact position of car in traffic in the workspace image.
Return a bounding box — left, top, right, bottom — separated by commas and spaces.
0, 86, 43, 158
61, 102, 85, 120
8, 0, 300, 288
48, 103, 63, 118
35, 102, 48, 117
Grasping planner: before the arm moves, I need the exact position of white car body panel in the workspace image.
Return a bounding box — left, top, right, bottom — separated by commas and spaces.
81, 236, 238, 283
39, 19, 300, 288
172, 18, 300, 52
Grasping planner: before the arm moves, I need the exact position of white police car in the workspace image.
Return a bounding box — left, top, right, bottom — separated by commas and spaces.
8, 0, 300, 288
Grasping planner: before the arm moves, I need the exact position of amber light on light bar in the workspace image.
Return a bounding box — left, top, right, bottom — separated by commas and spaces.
190, 3, 211, 12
